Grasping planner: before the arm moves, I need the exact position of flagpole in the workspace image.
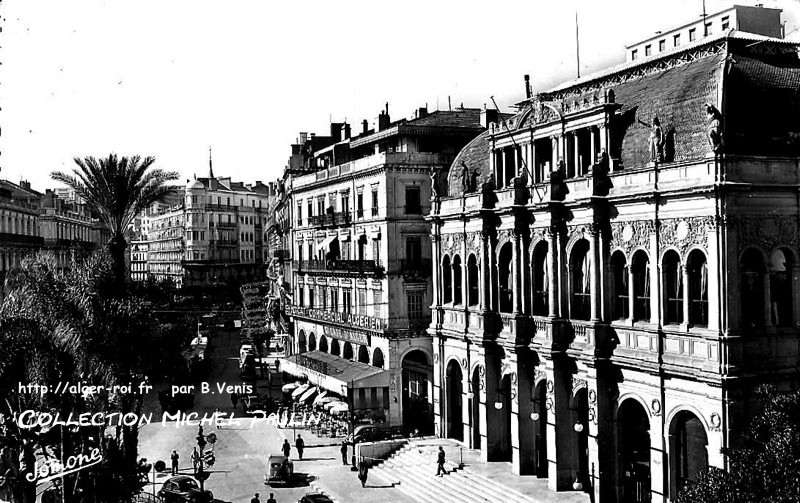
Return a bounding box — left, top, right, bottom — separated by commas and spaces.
575, 11, 581, 78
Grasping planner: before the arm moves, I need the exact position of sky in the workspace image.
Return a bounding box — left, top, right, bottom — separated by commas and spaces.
2, 0, 800, 191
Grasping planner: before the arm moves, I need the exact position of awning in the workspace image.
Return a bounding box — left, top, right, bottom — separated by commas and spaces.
279, 351, 390, 396
298, 386, 318, 403
281, 382, 301, 393
291, 383, 311, 399
320, 234, 337, 249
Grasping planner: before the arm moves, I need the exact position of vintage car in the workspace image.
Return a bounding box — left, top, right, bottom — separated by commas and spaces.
157, 475, 213, 503
265, 454, 294, 486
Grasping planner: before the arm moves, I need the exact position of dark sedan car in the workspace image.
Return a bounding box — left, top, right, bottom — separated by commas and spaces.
298, 494, 334, 503
157, 475, 213, 503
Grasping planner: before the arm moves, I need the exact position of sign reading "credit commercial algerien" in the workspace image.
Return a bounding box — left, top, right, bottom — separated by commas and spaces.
287, 306, 386, 331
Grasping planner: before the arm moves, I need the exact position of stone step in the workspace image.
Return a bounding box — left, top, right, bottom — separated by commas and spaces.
376, 441, 539, 503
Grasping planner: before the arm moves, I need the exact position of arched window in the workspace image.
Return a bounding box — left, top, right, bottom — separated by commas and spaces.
688, 250, 709, 327
741, 249, 765, 328
318, 335, 328, 353
611, 251, 628, 320
532, 242, 549, 316
769, 248, 793, 327
632, 250, 651, 322
358, 345, 370, 364
467, 254, 479, 306
330, 338, 341, 357
442, 255, 452, 304
498, 243, 513, 313
453, 255, 463, 305
570, 240, 591, 320
308, 333, 316, 351
663, 250, 682, 325
342, 342, 353, 360
372, 348, 384, 368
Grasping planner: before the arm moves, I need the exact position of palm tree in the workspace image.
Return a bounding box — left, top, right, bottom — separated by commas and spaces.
52, 154, 179, 286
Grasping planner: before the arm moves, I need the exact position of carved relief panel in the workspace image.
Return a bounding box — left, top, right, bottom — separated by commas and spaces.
659, 216, 714, 257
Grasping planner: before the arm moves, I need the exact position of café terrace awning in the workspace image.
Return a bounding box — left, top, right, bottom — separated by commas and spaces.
278, 351, 389, 397
319, 234, 338, 249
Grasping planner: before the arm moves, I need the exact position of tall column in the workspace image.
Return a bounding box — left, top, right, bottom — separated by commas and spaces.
530, 142, 538, 185
590, 228, 601, 322
589, 127, 597, 167
573, 131, 581, 176
547, 230, 559, 318
682, 264, 690, 326
764, 273, 773, 327
792, 265, 800, 328
551, 137, 559, 173
628, 264, 635, 323
481, 232, 492, 312
432, 235, 443, 327
513, 232, 523, 315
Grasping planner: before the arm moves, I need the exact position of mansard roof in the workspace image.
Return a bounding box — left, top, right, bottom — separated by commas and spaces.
444, 33, 800, 198
446, 129, 490, 196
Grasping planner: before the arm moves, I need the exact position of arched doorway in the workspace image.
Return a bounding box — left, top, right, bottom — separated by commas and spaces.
342, 342, 354, 360
445, 360, 463, 441
372, 348, 384, 368
669, 411, 708, 499
358, 345, 370, 364
401, 350, 433, 435
331, 338, 341, 357
532, 380, 548, 477
297, 330, 307, 353
318, 335, 328, 353
618, 399, 651, 503
471, 366, 482, 449
493, 373, 512, 461
308, 332, 316, 351
571, 387, 590, 490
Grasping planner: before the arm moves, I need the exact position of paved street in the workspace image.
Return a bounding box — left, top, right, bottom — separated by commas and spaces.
138, 328, 413, 503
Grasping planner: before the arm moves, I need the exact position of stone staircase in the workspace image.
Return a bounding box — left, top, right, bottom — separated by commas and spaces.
370, 439, 539, 503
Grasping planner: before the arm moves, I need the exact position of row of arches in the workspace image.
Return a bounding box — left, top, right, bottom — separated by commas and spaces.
296, 329, 385, 368
443, 360, 710, 501
439, 237, 797, 329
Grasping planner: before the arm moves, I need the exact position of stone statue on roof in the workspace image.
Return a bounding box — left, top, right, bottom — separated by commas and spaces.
460, 163, 471, 193
640, 116, 665, 162
429, 166, 438, 199
706, 104, 723, 153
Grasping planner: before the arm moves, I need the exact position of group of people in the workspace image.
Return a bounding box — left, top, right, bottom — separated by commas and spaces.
251, 492, 278, 503
281, 435, 305, 459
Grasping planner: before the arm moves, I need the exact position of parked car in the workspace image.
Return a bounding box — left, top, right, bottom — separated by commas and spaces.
346, 424, 402, 444
157, 475, 213, 503
265, 454, 294, 486
298, 494, 334, 503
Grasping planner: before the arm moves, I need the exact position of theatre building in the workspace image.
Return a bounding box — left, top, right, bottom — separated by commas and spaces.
284, 107, 486, 431
429, 6, 800, 503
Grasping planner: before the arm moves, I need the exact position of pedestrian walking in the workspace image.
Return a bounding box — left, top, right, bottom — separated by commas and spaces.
281, 439, 291, 458
436, 446, 446, 476
191, 447, 200, 474
170, 450, 179, 475
295, 435, 305, 460
340, 441, 348, 465
231, 392, 239, 409
358, 459, 369, 488
266, 493, 277, 503
250, 493, 260, 503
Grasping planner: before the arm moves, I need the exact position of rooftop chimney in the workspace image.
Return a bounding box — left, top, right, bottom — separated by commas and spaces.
330, 122, 344, 142
480, 104, 499, 129
524, 74, 532, 99
416, 106, 429, 119
376, 102, 391, 131
341, 122, 351, 140
298, 132, 309, 144
362, 119, 369, 135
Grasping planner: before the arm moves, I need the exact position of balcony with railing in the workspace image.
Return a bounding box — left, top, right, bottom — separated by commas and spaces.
308, 211, 352, 228
397, 259, 432, 279
293, 259, 383, 276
